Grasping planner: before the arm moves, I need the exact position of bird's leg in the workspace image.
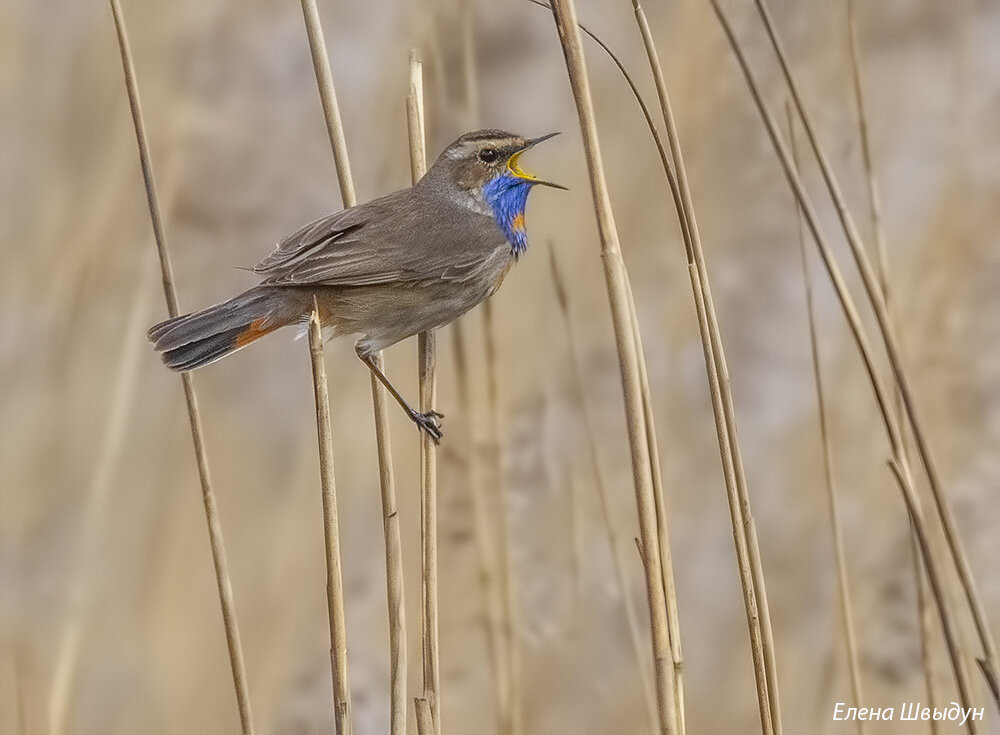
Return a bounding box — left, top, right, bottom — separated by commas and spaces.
356, 346, 443, 443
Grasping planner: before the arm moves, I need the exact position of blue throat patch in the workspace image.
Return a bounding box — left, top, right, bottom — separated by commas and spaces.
483, 174, 533, 258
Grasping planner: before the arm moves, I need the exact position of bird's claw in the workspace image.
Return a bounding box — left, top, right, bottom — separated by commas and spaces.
412, 410, 444, 444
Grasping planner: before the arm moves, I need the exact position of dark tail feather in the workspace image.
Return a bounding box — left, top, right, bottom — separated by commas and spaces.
147, 286, 291, 371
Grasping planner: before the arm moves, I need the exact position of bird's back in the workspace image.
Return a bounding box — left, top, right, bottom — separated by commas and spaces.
254, 182, 509, 290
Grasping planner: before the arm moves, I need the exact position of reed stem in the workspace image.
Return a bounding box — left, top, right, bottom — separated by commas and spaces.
297, 3, 406, 730
789, 107, 865, 734
630, 2, 778, 731
548, 2, 676, 731
549, 250, 659, 732
845, 6, 939, 724
845, 7, 941, 721
752, 0, 998, 700
707, 3, 978, 728
623, 270, 685, 734
307, 304, 353, 735
110, 3, 254, 731
407, 52, 441, 735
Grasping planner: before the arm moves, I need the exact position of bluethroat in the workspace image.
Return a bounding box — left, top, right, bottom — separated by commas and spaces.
148, 129, 564, 442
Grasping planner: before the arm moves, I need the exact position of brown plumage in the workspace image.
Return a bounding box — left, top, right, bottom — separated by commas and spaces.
147, 129, 562, 440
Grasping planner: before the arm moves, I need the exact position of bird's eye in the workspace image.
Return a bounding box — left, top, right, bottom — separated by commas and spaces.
479, 148, 499, 163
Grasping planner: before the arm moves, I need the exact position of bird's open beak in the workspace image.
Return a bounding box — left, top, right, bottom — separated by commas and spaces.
507, 132, 567, 190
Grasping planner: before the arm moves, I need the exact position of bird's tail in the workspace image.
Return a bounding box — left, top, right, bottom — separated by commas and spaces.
148, 286, 297, 371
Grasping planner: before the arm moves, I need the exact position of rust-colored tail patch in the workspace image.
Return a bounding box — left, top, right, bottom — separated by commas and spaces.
234, 318, 277, 348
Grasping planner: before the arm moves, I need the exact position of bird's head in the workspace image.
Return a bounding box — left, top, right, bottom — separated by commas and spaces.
428, 129, 564, 257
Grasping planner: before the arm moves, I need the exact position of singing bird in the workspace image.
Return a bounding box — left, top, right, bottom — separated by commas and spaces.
148, 129, 564, 442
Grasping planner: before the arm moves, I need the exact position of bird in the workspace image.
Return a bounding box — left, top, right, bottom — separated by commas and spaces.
147, 129, 564, 443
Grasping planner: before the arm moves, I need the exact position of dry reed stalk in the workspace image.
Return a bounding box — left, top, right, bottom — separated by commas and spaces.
298, 0, 354, 206
306, 304, 353, 735
549, 250, 659, 732
706, 3, 979, 728
622, 268, 686, 734
910, 529, 941, 735
845, 0, 888, 295
415, 697, 434, 735
846, 5, 941, 719
629, 2, 778, 731
482, 299, 523, 735
845, 7, 941, 723
789, 108, 865, 733
49, 249, 157, 735
372, 348, 408, 735
406, 52, 442, 735
297, 3, 407, 730
109, 3, 254, 732
548, 2, 677, 731
527, 13, 692, 722
687, 261, 776, 733
751, 0, 999, 700
887, 462, 980, 735
14, 653, 29, 735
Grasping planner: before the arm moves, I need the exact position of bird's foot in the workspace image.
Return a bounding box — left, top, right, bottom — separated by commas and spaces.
411, 409, 444, 444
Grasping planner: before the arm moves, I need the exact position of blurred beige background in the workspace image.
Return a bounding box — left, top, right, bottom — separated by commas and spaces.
2, 0, 998, 733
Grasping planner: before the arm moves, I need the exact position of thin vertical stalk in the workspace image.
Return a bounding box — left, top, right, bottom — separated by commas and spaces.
789, 108, 865, 733
623, 271, 685, 734
482, 299, 522, 735
414, 697, 434, 735
846, 0, 888, 294
109, 4, 254, 733
687, 261, 774, 735
706, 4, 978, 729
307, 304, 353, 735
548, 2, 676, 731
630, 2, 778, 732
372, 350, 407, 735
846, 7, 937, 724
297, 3, 406, 730
406, 52, 441, 735
887, 462, 980, 735
549, 251, 659, 733
753, 0, 998, 698
910, 528, 941, 735
298, 0, 354, 206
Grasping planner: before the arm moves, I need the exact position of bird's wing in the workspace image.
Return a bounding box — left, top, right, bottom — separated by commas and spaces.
253, 189, 503, 287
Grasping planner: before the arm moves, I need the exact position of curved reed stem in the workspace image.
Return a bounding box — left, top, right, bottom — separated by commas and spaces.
707, 3, 979, 729
548, 1, 678, 731
752, 0, 998, 701
630, 2, 779, 731
789, 106, 865, 734
110, 3, 254, 731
